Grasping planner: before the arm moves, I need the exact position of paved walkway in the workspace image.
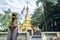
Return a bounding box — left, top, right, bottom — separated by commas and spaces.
30, 36, 41, 40
31, 38, 41, 40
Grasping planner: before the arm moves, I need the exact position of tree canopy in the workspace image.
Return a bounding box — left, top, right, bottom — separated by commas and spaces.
31, 0, 60, 31
0, 9, 12, 31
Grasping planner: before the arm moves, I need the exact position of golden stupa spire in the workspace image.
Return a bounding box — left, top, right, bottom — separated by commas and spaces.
21, 1, 34, 32
25, 2, 30, 20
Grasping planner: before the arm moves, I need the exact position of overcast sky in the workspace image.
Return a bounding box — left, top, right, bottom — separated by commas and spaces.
0, 0, 37, 23
0, 0, 37, 14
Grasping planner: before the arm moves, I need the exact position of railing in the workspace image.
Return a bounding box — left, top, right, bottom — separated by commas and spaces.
41, 32, 60, 40
0, 32, 29, 40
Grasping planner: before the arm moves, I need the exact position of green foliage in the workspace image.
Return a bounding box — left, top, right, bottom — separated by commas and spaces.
31, 7, 44, 29
0, 9, 12, 32
31, 0, 60, 31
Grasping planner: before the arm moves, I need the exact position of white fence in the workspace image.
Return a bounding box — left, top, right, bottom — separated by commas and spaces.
0, 32, 29, 40
41, 32, 60, 40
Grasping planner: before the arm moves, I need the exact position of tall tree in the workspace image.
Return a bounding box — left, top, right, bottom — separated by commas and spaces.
31, 7, 44, 29
31, 0, 60, 31
1, 9, 12, 31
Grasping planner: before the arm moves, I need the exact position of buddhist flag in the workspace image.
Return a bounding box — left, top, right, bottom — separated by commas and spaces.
21, 6, 25, 14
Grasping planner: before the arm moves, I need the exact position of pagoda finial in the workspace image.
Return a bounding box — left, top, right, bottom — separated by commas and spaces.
25, 1, 29, 20
26, 1, 29, 13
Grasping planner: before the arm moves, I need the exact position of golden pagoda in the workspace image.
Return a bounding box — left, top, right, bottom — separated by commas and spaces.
21, 5, 34, 35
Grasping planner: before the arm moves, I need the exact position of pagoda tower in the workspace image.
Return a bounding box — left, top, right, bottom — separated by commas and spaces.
21, 5, 34, 35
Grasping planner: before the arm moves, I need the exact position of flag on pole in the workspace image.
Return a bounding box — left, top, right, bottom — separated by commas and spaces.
21, 6, 25, 14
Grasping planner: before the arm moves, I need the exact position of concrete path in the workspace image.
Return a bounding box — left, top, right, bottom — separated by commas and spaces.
29, 36, 41, 40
